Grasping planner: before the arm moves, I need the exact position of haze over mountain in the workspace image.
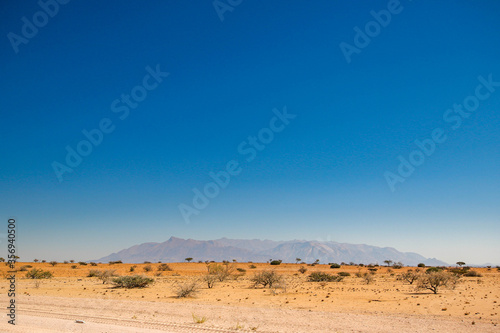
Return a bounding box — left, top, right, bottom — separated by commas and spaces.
95, 237, 447, 266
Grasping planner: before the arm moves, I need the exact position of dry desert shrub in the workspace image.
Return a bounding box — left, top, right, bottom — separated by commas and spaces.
112, 275, 154, 288
207, 263, 235, 282
143, 265, 152, 272
307, 272, 344, 282
398, 269, 420, 285
25, 268, 52, 279
251, 270, 283, 288
88, 269, 117, 283
174, 280, 199, 298
361, 272, 374, 284
203, 274, 218, 288
157, 263, 172, 271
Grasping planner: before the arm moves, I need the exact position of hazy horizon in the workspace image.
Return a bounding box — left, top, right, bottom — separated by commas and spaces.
1, 1, 499, 267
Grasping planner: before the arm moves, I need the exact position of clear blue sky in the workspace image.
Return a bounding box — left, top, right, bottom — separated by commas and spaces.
1, 1, 499, 265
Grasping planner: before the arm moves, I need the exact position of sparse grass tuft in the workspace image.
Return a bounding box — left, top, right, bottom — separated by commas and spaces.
192, 313, 207, 324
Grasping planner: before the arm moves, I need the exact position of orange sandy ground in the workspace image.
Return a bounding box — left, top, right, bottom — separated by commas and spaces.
1, 262, 499, 327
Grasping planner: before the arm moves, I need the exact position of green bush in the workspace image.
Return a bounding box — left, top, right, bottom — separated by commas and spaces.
249, 264, 257, 269
78, 261, 88, 265
26, 268, 52, 279
330, 263, 341, 269
307, 272, 343, 282
463, 270, 482, 277
270, 260, 282, 265
417, 263, 426, 267
236, 268, 246, 273
338, 272, 351, 277
90, 262, 97, 266
143, 265, 152, 272
448, 267, 470, 275
298, 266, 307, 274
112, 275, 154, 288
426, 267, 442, 273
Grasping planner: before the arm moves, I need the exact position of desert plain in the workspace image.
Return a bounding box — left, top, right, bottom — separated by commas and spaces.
0, 262, 499, 332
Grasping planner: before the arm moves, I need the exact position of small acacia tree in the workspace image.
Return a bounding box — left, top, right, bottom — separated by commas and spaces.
456, 261, 466, 267
398, 269, 420, 285
185, 257, 193, 262
416, 271, 458, 294
384, 260, 393, 267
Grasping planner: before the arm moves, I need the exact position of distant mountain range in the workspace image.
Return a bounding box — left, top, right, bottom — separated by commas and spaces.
94, 237, 448, 266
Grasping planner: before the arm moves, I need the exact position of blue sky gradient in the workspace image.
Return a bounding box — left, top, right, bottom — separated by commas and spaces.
1, 1, 499, 265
